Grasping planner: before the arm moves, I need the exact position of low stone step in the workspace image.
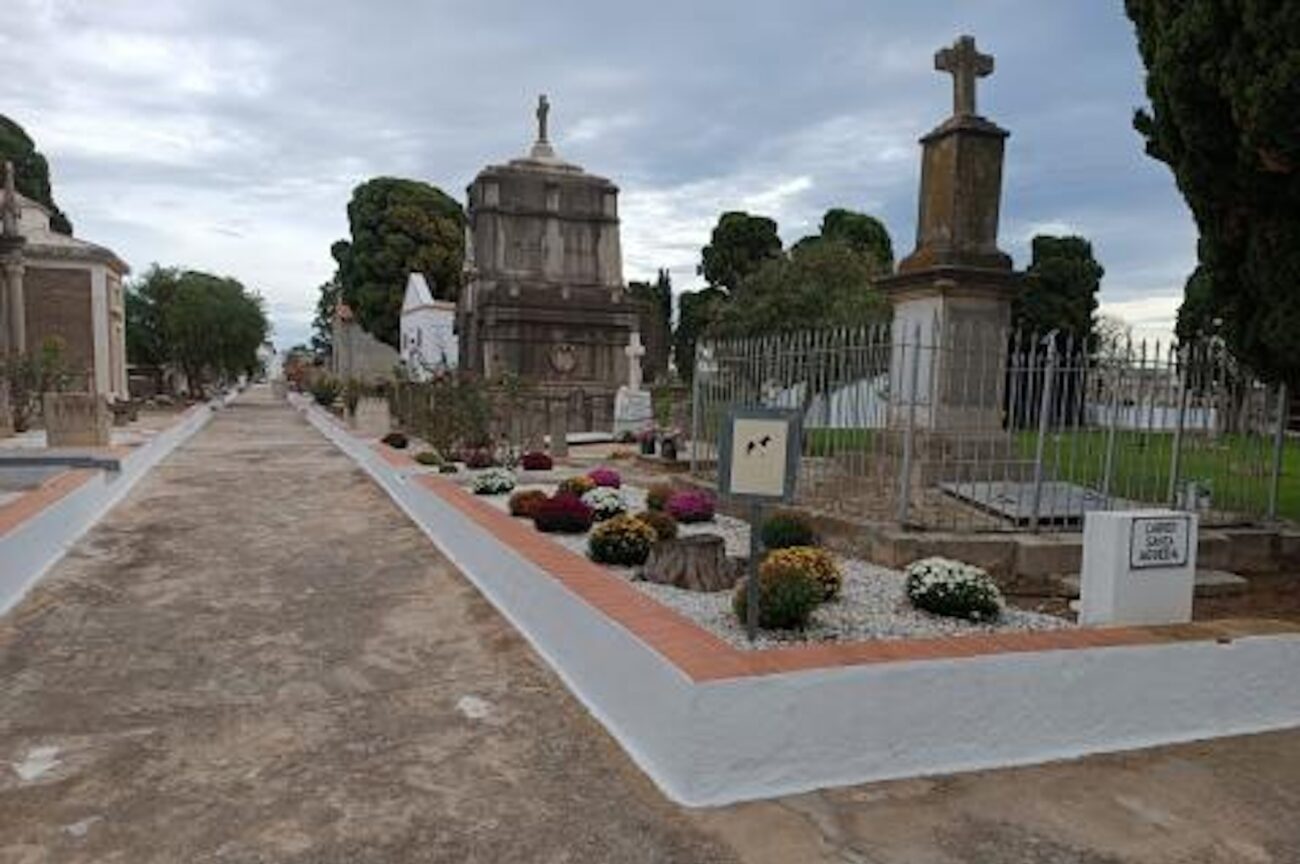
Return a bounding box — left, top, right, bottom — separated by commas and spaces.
1057, 569, 1249, 599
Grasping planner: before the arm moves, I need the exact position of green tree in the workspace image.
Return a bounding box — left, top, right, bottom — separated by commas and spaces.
1126, 0, 1300, 385
698, 211, 782, 295
792, 208, 894, 273
713, 240, 888, 338
332, 177, 464, 348
311, 280, 340, 356
1013, 235, 1104, 344
127, 266, 268, 396
673, 287, 727, 383
0, 114, 73, 235
1174, 264, 1221, 342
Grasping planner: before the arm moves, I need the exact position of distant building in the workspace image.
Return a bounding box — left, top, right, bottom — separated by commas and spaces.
0, 162, 129, 400
330, 302, 398, 384
399, 273, 457, 380
257, 341, 283, 381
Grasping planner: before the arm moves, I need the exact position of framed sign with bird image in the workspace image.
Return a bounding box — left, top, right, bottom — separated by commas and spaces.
718, 407, 802, 503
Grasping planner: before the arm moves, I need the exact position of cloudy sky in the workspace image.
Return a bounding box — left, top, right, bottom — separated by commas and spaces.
1, 0, 1195, 348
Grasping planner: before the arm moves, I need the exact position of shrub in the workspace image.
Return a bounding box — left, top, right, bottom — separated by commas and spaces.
589, 514, 658, 566
414, 450, 443, 466
635, 509, 678, 541
310, 376, 341, 407
437, 463, 459, 474
763, 546, 841, 601
731, 559, 823, 631
904, 557, 1003, 622
666, 489, 715, 523
581, 487, 626, 521
616, 430, 637, 444
471, 467, 516, 495
587, 466, 622, 488
381, 431, 408, 449
520, 451, 553, 471
557, 475, 596, 497
761, 510, 816, 550
532, 493, 594, 533
462, 448, 496, 469
645, 482, 676, 512
509, 489, 548, 518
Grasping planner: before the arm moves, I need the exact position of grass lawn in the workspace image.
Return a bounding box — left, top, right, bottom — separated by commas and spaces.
1014, 430, 1299, 522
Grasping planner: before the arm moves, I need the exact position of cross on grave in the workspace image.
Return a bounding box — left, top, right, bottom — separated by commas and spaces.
934, 35, 994, 118
624, 331, 645, 392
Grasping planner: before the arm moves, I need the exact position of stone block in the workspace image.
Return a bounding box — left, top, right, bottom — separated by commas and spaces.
1225, 528, 1280, 574
1278, 531, 1300, 571
43, 392, 110, 447
1013, 534, 1083, 579
1196, 531, 1232, 571
1079, 510, 1197, 627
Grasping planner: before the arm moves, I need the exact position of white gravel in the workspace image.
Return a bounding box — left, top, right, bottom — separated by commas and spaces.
465, 474, 1073, 651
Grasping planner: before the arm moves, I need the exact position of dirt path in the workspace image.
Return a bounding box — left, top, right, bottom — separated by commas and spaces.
0, 388, 736, 863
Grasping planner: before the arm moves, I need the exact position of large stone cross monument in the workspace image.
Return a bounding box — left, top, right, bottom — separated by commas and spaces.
880, 34, 1026, 433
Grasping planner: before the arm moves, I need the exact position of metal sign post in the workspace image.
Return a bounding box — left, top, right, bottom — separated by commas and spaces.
717, 407, 802, 641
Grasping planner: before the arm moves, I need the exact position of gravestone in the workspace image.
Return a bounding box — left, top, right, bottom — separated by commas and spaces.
1079, 510, 1197, 626
613, 331, 653, 435
879, 35, 1026, 433
43, 392, 111, 447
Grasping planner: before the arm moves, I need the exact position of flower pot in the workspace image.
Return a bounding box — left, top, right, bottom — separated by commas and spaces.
660, 438, 678, 461
639, 439, 656, 456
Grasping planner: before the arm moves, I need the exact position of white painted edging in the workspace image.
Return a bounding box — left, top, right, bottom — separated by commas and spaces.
301, 399, 1300, 807
0, 402, 217, 615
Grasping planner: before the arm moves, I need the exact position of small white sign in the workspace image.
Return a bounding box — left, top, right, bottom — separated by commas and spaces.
728, 418, 790, 498
1129, 516, 1191, 570
1080, 509, 1198, 627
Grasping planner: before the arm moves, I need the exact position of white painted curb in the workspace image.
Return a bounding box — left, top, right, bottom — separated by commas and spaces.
300, 398, 1300, 807
0, 401, 217, 615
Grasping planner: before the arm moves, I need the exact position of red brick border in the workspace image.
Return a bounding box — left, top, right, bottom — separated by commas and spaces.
366, 437, 1300, 683
0, 469, 96, 538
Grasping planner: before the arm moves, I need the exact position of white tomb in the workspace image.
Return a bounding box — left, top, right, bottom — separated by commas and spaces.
1079, 509, 1198, 626
613, 331, 653, 435
399, 273, 457, 380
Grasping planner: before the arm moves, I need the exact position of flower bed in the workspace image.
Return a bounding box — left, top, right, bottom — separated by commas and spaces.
467, 475, 1071, 650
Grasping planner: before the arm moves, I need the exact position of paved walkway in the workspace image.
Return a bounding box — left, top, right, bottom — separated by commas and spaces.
3, 387, 1300, 863
0, 389, 736, 863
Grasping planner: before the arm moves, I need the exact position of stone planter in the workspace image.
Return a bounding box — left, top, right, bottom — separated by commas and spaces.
43, 392, 111, 447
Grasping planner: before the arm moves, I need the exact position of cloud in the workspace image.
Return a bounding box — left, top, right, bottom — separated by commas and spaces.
0, 0, 1196, 349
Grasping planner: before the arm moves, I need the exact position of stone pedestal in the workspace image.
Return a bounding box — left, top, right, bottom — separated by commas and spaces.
613, 386, 653, 436
43, 392, 111, 447
881, 268, 1023, 432
1080, 510, 1197, 626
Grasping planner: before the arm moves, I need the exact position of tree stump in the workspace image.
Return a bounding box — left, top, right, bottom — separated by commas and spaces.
643, 535, 739, 592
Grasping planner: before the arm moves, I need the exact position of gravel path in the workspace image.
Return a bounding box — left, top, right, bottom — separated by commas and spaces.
465, 473, 1072, 650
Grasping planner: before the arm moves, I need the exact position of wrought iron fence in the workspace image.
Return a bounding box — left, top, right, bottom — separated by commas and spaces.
690, 322, 1292, 533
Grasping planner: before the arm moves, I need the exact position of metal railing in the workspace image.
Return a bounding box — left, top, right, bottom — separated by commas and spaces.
690, 322, 1292, 533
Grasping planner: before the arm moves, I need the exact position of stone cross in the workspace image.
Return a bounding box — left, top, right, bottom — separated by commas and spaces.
934, 35, 994, 118
536, 94, 550, 143
624, 331, 645, 392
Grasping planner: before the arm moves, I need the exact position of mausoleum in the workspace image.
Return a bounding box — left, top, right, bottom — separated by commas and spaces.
0, 162, 130, 402
457, 96, 639, 430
